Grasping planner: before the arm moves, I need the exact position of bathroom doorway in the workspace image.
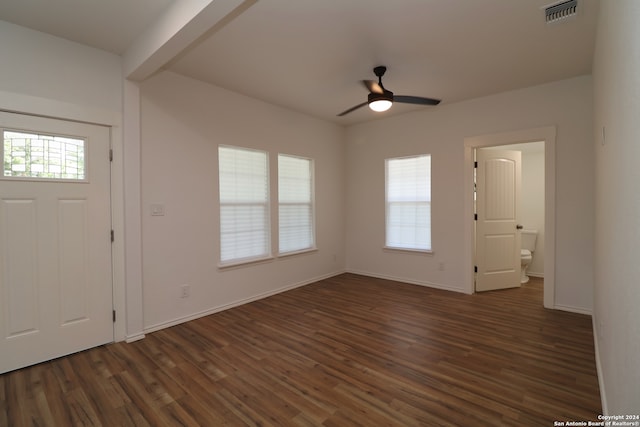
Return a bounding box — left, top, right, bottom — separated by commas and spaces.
474, 147, 523, 291
480, 141, 545, 289
463, 127, 556, 308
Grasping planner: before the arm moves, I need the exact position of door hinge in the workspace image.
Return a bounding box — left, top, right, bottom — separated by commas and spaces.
111, 229, 115, 242
474, 265, 478, 273
474, 213, 477, 221
474, 161, 478, 168
109, 149, 113, 162
113, 310, 116, 322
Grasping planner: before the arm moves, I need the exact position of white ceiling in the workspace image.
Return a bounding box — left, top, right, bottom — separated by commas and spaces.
0, 0, 174, 54
0, 0, 599, 125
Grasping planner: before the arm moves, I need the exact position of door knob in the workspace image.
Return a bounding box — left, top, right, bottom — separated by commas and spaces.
516, 224, 524, 230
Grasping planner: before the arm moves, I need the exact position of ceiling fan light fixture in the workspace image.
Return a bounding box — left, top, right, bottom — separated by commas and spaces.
337, 65, 441, 117
368, 91, 393, 112
369, 99, 393, 112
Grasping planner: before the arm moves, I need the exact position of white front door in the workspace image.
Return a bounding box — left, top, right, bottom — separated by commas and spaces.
0, 112, 113, 373
475, 148, 522, 292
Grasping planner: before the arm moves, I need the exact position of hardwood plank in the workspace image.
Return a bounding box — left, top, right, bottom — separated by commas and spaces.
40, 363, 75, 425
0, 274, 601, 425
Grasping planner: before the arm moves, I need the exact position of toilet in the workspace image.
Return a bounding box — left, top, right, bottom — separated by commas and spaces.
520, 230, 538, 284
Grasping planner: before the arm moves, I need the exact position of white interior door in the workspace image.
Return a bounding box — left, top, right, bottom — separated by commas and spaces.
0, 112, 113, 373
475, 148, 522, 292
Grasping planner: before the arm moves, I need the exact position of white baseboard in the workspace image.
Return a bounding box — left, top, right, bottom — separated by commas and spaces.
553, 303, 592, 316
592, 315, 608, 414
143, 270, 346, 335
345, 269, 469, 294
125, 333, 146, 343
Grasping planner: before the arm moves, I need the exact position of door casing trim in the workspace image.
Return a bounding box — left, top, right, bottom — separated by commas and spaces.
0, 90, 126, 341
463, 126, 556, 309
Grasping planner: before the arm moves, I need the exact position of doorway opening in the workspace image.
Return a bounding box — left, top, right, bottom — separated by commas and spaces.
475, 142, 545, 291
463, 127, 556, 308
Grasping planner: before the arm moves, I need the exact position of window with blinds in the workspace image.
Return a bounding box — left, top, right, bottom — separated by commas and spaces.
278, 154, 315, 254
218, 145, 270, 264
385, 154, 431, 251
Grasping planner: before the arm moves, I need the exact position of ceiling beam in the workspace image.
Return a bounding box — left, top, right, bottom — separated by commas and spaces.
123, 0, 256, 81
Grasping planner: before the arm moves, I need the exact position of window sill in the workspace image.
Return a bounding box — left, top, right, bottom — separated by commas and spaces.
218, 255, 275, 270
217, 247, 319, 270
277, 247, 318, 258
383, 246, 434, 255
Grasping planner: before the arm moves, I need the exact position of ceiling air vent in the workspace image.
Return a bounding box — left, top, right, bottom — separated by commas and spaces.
545, 0, 578, 24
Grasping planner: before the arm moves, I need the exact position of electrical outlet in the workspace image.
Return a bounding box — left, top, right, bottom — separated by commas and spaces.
180, 284, 190, 298
438, 262, 445, 271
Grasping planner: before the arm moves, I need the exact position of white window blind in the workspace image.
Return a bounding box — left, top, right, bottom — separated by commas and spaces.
385, 155, 431, 251
218, 146, 270, 264
278, 154, 314, 254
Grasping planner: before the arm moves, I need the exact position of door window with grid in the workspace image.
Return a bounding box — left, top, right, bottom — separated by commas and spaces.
3, 129, 86, 181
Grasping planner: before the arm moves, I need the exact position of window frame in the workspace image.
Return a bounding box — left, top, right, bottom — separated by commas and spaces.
384, 154, 432, 253
218, 145, 272, 267
277, 153, 316, 256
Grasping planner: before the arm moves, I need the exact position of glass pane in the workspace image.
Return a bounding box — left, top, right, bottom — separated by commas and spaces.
387, 202, 431, 250
278, 155, 312, 202
278, 154, 314, 253
279, 204, 313, 253
3, 130, 86, 180
220, 203, 270, 262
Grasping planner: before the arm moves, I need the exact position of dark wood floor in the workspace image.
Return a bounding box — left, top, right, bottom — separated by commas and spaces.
0, 274, 601, 426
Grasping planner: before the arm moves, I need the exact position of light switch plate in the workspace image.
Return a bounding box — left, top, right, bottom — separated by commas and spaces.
150, 204, 165, 216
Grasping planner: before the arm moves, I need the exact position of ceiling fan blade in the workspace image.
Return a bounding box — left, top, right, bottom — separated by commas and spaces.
394, 95, 441, 106
362, 80, 384, 94
337, 101, 368, 116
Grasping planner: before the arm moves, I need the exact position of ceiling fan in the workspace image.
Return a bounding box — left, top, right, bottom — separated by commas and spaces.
337, 66, 441, 116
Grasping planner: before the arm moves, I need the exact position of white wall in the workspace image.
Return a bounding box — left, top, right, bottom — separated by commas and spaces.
0, 20, 122, 112
592, 0, 640, 414
139, 71, 346, 330
346, 76, 594, 312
